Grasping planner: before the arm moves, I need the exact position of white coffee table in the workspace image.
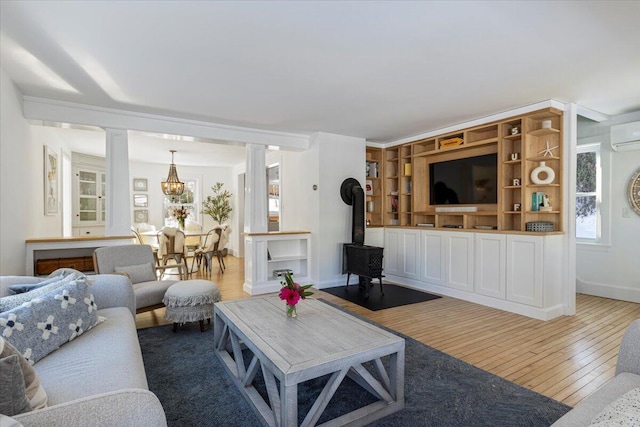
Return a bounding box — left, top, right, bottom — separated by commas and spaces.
214, 296, 405, 427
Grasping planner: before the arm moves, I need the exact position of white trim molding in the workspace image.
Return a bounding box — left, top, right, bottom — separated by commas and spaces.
384, 99, 566, 147
22, 96, 311, 150
577, 276, 640, 304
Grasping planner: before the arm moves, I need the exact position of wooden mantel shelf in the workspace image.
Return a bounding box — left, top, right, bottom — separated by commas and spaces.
26, 235, 132, 244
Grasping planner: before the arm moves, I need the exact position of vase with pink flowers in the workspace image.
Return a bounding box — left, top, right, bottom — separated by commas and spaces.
171, 205, 189, 230
278, 272, 313, 317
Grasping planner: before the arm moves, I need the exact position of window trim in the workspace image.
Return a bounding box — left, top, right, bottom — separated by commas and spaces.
575, 143, 602, 243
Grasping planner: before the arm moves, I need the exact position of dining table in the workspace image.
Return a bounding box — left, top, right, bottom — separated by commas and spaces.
138, 229, 213, 277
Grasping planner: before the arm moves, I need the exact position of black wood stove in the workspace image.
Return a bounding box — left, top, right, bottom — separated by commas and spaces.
340, 178, 384, 298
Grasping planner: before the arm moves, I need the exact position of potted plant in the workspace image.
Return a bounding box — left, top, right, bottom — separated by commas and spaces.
202, 182, 233, 256
202, 182, 233, 225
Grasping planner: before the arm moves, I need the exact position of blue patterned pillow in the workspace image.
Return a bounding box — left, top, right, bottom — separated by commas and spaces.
0, 273, 80, 313
0, 278, 102, 364
8, 274, 65, 294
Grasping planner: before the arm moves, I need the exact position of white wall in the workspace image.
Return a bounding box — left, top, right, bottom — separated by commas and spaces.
576, 111, 640, 302
258, 133, 365, 287
0, 72, 70, 275
0, 72, 242, 276
30, 126, 81, 237
129, 161, 237, 255
238, 140, 366, 292
1, 69, 32, 275
311, 133, 366, 287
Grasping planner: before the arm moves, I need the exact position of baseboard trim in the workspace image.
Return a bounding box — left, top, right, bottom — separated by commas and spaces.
382, 274, 565, 321
577, 277, 640, 303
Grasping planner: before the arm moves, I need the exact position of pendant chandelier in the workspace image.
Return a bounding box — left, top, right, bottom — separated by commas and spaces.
161, 150, 184, 196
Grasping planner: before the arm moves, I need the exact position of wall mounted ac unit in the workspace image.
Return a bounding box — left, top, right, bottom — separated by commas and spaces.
610, 121, 640, 151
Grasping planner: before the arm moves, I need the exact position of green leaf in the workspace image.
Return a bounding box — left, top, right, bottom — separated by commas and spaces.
201, 182, 233, 224
301, 284, 313, 290
285, 273, 294, 287
303, 291, 314, 297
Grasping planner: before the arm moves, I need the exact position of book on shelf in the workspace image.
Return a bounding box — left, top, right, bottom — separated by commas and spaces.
365, 180, 373, 195
531, 192, 545, 212
366, 161, 379, 178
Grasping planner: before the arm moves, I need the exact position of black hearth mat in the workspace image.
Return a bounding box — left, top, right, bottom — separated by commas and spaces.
322, 282, 441, 311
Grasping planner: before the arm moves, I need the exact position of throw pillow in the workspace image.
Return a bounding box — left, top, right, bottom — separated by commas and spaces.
0, 337, 47, 409
115, 262, 157, 284
0, 277, 102, 363
0, 354, 32, 416
48, 268, 86, 279
8, 274, 64, 294
590, 387, 640, 426
0, 273, 79, 313
48, 268, 95, 286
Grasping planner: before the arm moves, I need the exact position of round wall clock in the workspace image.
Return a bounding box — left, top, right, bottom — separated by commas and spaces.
629, 169, 640, 216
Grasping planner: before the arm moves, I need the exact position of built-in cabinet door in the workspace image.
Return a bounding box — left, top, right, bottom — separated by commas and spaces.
475, 233, 506, 299
506, 234, 543, 307
74, 167, 106, 227
384, 228, 401, 276
420, 230, 446, 286
401, 229, 421, 280
444, 232, 474, 292
383, 228, 420, 279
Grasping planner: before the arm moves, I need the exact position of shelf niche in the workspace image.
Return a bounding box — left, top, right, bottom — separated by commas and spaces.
374, 107, 563, 234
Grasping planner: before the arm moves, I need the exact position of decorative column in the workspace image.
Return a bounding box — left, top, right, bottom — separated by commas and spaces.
244, 144, 268, 233
243, 144, 268, 295
104, 128, 131, 236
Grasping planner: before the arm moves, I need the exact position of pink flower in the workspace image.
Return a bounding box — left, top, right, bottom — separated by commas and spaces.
279, 288, 300, 306
293, 282, 307, 299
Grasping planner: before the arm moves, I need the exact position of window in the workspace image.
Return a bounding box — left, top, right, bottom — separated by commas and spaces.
164, 178, 199, 227
576, 144, 601, 241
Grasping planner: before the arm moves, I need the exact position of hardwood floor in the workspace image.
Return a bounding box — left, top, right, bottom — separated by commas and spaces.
135, 255, 640, 407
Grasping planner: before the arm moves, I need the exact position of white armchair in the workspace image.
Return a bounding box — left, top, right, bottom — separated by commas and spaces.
93, 244, 184, 312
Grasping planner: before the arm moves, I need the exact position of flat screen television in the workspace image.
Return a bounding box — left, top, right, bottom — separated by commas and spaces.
429, 153, 498, 205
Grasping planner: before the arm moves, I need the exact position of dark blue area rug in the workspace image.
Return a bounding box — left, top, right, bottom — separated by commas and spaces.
138, 301, 570, 426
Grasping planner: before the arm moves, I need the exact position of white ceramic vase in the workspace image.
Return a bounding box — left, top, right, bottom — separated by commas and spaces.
530, 161, 555, 185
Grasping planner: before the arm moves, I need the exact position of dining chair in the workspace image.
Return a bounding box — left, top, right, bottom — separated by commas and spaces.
157, 227, 188, 278
184, 222, 203, 269
131, 226, 143, 244
193, 225, 231, 276
191, 228, 219, 276
136, 223, 160, 265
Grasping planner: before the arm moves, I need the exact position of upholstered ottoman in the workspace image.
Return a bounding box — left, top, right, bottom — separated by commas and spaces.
162, 280, 221, 332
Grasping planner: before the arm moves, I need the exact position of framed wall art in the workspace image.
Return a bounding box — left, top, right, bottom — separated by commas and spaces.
133, 178, 148, 192
44, 145, 58, 215
133, 194, 148, 207
133, 209, 149, 223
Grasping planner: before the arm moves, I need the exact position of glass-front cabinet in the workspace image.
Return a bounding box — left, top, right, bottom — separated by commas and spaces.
74, 167, 106, 226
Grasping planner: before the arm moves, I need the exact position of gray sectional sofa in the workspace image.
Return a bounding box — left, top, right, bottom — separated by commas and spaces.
552, 319, 640, 426
0, 274, 166, 427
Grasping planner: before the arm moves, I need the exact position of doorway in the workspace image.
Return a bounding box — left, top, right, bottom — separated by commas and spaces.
267, 164, 280, 231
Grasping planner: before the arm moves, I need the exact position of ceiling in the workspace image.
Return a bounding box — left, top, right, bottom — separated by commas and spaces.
1, 1, 639, 148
